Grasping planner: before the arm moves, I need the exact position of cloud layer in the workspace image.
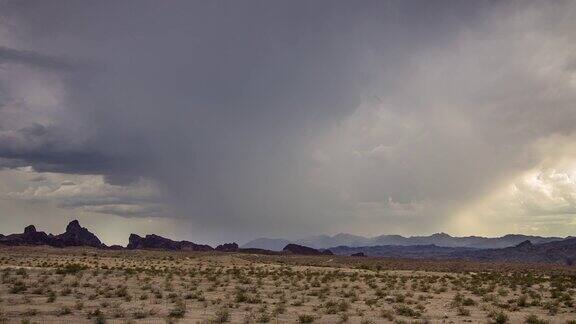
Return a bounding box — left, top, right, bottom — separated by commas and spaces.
1, 1, 576, 242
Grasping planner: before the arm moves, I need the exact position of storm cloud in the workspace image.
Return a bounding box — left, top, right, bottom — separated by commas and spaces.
1, 0, 576, 244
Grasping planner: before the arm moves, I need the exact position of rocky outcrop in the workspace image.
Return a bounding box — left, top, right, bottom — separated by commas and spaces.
282, 243, 325, 256
127, 233, 213, 251
351, 252, 366, 257
0, 225, 59, 246
55, 220, 104, 248
0, 221, 104, 248
215, 242, 239, 252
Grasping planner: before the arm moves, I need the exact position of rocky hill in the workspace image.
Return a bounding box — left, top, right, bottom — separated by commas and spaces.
452, 238, 576, 265
283, 243, 333, 256
126, 234, 213, 251
0, 221, 104, 248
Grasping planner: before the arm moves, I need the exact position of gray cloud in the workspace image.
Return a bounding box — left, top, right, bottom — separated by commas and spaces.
0, 46, 76, 71
1, 0, 576, 242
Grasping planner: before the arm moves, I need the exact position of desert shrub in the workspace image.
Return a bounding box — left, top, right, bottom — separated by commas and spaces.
23, 309, 38, 316
93, 314, 106, 324
273, 303, 286, 315
236, 288, 248, 303
168, 300, 186, 318
56, 264, 86, 275
133, 310, 148, 319
457, 306, 470, 316
394, 305, 421, 318
517, 295, 528, 307
57, 306, 72, 316
525, 314, 549, 324
10, 281, 27, 294
212, 308, 230, 323
488, 310, 509, 324
462, 297, 476, 306
47, 290, 56, 303
543, 301, 559, 315
256, 312, 271, 322
380, 309, 395, 321
298, 314, 315, 323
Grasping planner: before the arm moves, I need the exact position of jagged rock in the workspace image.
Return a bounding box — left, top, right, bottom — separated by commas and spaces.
56, 220, 104, 248
128, 234, 177, 250
216, 242, 239, 252
282, 243, 324, 255
0, 220, 104, 248
0, 224, 60, 246
24, 225, 36, 234
127, 233, 213, 251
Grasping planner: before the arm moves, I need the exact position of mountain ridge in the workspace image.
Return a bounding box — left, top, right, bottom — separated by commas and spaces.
242, 232, 565, 250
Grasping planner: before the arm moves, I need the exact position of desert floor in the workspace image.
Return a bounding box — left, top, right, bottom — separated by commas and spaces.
0, 246, 575, 323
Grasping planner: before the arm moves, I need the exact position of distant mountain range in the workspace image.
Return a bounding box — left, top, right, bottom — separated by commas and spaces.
2, 222, 575, 265
329, 244, 476, 259
242, 232, 567, 250
330, 239, 576, 265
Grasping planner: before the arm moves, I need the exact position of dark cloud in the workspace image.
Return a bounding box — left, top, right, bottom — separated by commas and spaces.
0, 0, 575, 242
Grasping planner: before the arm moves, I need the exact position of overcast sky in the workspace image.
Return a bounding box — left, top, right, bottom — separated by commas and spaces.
1, 0, 576, 245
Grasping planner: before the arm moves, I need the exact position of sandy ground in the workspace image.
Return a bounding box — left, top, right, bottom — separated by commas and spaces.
0, 246, 575, 323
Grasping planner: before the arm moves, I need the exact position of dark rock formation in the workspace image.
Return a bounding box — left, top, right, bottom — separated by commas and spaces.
282, 243, 324, 255
322, 249, 334, 255
215, 242, 239, 252
0, 224, 58, 246
351, 252, 366, 257
127, 233, 213, 251
55, 220, 104, 248
108, 245, 124, 250
0, 220, 103, 248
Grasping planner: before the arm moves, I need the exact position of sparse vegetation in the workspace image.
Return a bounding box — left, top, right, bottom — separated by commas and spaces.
0, 246, 574, 323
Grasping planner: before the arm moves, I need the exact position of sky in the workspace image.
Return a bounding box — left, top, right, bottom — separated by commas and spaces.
0, 0, 576, 246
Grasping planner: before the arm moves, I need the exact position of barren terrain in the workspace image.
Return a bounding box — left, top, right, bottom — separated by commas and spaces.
0, 246, 575, 323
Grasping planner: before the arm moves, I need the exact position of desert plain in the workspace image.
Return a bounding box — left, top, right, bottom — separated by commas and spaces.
0, 246, 575, 323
